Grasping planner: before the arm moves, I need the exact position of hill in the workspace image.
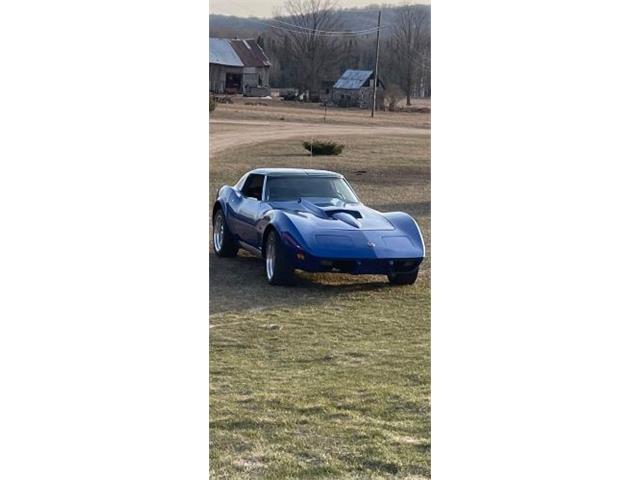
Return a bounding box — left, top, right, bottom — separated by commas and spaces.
209, 4, 430, 39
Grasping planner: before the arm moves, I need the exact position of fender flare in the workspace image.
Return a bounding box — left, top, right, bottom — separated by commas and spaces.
261, 210, 309, 255
383, 212, 426, 256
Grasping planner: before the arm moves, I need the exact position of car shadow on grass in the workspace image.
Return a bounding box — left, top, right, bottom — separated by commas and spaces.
209, 251, 391, 315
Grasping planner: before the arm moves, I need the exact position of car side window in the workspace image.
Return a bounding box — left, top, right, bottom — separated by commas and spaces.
241, 174, 264, 200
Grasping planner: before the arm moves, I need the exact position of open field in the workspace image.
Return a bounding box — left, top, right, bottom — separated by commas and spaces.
210, 102, 430, 479
210, 120, 428, 156
213, 97, 431, 131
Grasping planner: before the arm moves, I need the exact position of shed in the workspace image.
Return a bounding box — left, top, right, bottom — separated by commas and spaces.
209, 38, 271, 95
331, 70, 385, 109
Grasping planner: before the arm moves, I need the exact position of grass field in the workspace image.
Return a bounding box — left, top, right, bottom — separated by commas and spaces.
210, 102, 430, 479
215, 98, 431, 130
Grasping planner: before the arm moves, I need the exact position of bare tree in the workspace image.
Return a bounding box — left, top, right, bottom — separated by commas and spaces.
271, 0, 343, 94
422, 33, 431, 97
391, 3, 430, 106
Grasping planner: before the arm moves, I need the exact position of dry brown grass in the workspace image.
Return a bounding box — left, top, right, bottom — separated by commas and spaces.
213, 97, 431, 130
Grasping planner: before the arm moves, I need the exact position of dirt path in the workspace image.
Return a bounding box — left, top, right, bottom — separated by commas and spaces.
210, 119, 429, 154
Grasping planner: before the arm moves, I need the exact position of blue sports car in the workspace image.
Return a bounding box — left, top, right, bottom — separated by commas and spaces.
212, 168, 425, 286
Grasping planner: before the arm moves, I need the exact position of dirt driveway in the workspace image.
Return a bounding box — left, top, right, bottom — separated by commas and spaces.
210, 118, 429, 154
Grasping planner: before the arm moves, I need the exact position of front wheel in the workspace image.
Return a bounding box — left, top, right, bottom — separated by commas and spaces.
212, 209, 238, 257
387, 270, 419, 285
265, 231, 295, 286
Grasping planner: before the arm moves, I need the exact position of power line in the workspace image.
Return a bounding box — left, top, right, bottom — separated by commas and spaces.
231, 16, 389, 37
268, 16, 388, 35
266, 23, 379, 37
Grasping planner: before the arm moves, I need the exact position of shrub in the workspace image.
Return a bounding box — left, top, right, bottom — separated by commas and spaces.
303, 140, 344, 156
384, 84, 404, 112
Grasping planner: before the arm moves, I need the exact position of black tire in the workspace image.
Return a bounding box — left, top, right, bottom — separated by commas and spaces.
387, 269, 419, 285
212, 209, 238, 258
264, 230, 295, 286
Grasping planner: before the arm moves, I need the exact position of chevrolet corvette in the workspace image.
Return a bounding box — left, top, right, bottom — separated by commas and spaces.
212, 168, 425, 286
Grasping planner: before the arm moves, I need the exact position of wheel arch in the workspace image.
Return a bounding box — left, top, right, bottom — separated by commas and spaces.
212, 185, 234, 223
212, 200, 225, 219
261, 211, 308, 258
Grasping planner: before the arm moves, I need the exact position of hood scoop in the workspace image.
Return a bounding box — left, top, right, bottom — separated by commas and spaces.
297, 198, 328, 218
295, 198, 390, 230
330, 211, 362, 228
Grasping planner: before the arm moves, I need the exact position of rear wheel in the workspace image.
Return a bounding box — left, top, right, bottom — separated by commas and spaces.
387, 270, 419, 285
212, 209, 238, 257
265, 230, 295, 286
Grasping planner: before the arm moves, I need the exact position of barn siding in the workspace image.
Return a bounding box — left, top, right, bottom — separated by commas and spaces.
331, 86, 384, 109
209, 64, 270, 94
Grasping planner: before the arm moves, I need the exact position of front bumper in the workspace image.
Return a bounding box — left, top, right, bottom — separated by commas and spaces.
291, 252, 423, 275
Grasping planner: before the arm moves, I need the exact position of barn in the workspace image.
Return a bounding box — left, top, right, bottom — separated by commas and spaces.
209, 38, 271, 96
331, 70, 385, 109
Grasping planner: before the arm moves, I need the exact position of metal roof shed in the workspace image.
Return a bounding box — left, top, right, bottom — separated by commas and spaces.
333, 70, 384, 90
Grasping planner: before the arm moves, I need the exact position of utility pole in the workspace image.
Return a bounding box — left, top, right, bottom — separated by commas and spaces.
371, 9, 382, 118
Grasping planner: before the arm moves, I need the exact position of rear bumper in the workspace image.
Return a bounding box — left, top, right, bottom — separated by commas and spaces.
291, 252, 423, 275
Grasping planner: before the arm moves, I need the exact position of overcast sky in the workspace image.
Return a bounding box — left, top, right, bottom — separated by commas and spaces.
210, 0, 428, 18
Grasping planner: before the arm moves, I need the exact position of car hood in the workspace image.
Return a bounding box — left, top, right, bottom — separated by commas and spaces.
267, 199, 395, 231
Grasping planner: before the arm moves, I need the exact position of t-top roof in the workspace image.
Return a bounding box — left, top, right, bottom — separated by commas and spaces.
333, 69, 374, 89
209, 38, 271, 68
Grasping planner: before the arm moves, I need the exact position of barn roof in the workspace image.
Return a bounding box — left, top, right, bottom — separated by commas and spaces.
209, 38, 271, 68
209, 38, 243, 67
230, 39, 271, 68
333, 69, 374, 89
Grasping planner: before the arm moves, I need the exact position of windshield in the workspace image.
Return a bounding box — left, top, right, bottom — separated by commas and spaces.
265, 176, 359, 203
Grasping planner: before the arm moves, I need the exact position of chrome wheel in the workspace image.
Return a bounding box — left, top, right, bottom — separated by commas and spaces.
265, 234, 276, 281
213, 212, 224, 253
